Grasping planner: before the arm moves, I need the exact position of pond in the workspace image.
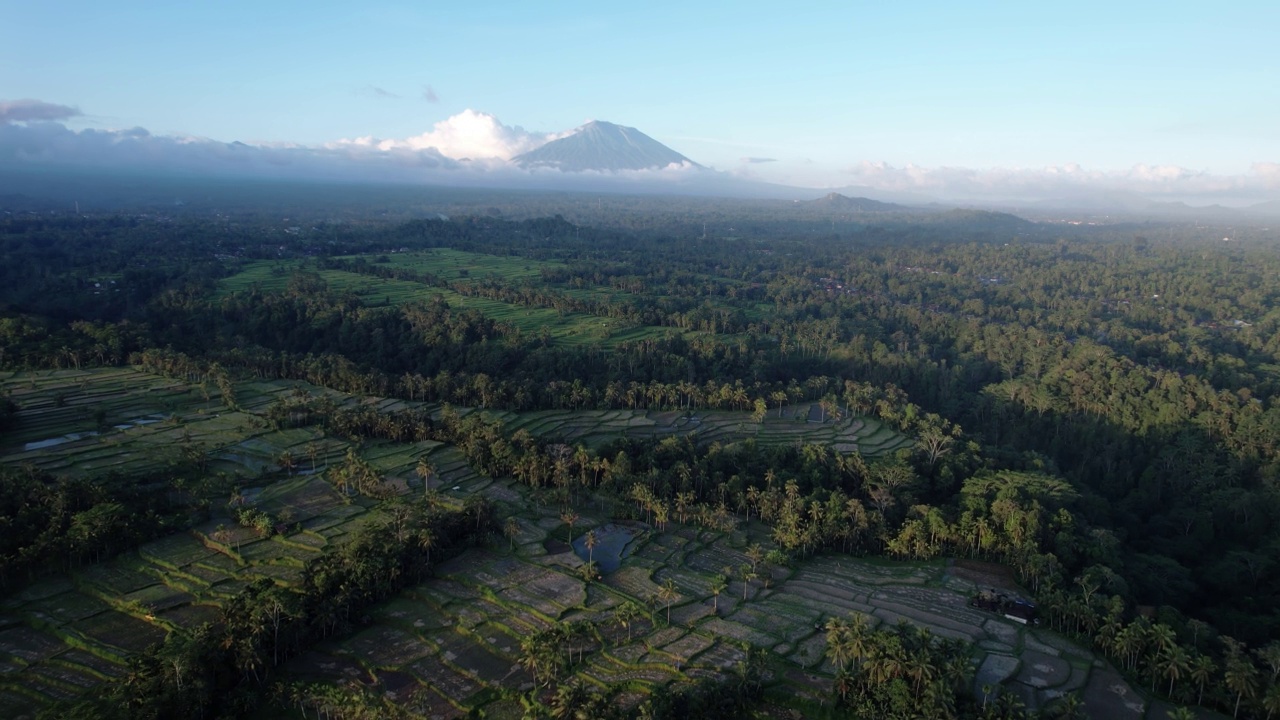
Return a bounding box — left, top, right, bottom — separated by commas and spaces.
572, 523, 642, 573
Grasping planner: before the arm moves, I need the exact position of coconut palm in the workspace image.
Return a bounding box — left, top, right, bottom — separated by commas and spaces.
845, 613, 874, 672
549, 681, 588, 720
615, 601, 641, 642
584, 530, 597, 563
1189, 652, 1216, 707
1225, 656, 1258, 719
305, 442, 320, 473
1160, 646, 1190, 698
520, 634, 558, 688
833, 668, 855, 702
710, 575, 727, 613
824, 617, 852, 671
658, 578, 679, 625
1261, 682, 1280, 720
417, 528, 435, 569
504, 517, 521, 551
415, 456, 435, 495
560, 509, 579, 544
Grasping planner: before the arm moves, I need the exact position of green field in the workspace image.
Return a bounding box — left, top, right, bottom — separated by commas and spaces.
0, 368, 1145, 718
217, 248, 761, 348
368, 248, 562, 282
220, 257, 668, 348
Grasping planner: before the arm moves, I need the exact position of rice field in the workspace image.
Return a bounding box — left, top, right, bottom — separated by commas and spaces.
0, 368, 1136, 718
218, 254, 671, 349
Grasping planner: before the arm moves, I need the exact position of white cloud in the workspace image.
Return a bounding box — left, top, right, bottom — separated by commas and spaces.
332, 109, 564, 161
839, 160, 1280, 204
2, 99, 1276, 207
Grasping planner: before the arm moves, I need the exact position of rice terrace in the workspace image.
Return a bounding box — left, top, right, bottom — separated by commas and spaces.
2, 195, 1276, 720
1, 366, 1161, 719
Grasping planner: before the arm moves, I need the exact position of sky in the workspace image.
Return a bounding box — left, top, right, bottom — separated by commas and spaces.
3, 1, 1279, 204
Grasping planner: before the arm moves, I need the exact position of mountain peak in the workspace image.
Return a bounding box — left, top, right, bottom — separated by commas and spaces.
514, 121, 698, 172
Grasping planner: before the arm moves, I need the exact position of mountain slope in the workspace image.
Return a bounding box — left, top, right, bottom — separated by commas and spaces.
807, 192, 908, 212
514, 121, 697, 172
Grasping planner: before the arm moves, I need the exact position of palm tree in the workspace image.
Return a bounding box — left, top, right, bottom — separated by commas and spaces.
549, 680, 588, 720
742, 566, 758, 600
844, 614, 874, 674
1160, 646, 1190, 698
658, 578, 679, 625
277, 450, 295, 476
615, 601, 641, 642
1261, 682, 1280, 720
584, 530, 597, 564
520, 634, 556, 688
305, 442, 320, 473
824, 617, 852, 671
905, 647, 937, 694
415, 456, 435, 495
771, 390, 788, 417
1225, 656, 1259, 719
1189, 652, 1216, 707
417, 529, 435, 568
710, 575, 727, 613
833, 668, 855, 703
504, 517, 521, 551
560, 509, 579, 545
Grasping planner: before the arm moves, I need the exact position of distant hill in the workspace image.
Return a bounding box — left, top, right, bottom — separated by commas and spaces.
1249, 200, 1280, 216
806, 192, 908, 212
514, 121, 697, 172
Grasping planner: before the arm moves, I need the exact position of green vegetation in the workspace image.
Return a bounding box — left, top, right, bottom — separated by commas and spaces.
1, 196, 1279, 718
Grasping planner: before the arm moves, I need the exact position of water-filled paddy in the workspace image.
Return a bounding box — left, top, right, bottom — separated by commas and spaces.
572, 523, 642, 573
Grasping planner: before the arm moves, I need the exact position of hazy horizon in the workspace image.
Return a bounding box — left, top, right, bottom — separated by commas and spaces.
3, 1, 1278, 207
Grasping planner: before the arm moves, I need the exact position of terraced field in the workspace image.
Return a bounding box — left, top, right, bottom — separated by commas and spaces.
289, 476, 1153, 719
219, 256, 667, 348
8, 369, 1145, 718
501, 405, 914, 457
0, 470, 377, 716
366, 248, 563, 282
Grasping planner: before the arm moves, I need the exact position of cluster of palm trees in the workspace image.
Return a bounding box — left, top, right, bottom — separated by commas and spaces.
277, 680, 416, 720
0, 466, 190, 590
1084, 610, 1279, 718
824, 614, 974, 719
518, 621, 600, 688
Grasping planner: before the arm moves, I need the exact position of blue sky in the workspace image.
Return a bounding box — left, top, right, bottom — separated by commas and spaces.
3, 1, 1278, 197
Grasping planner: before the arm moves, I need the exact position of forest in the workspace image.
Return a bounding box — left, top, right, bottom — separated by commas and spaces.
1, 191, 1278, 719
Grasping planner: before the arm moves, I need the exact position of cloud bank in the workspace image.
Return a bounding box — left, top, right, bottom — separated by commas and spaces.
0, 106, 718, 196
0, 99, 81, 123
331, 109, 562, 161
1, 99, 1276, 207
841, 161, 1280, 205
